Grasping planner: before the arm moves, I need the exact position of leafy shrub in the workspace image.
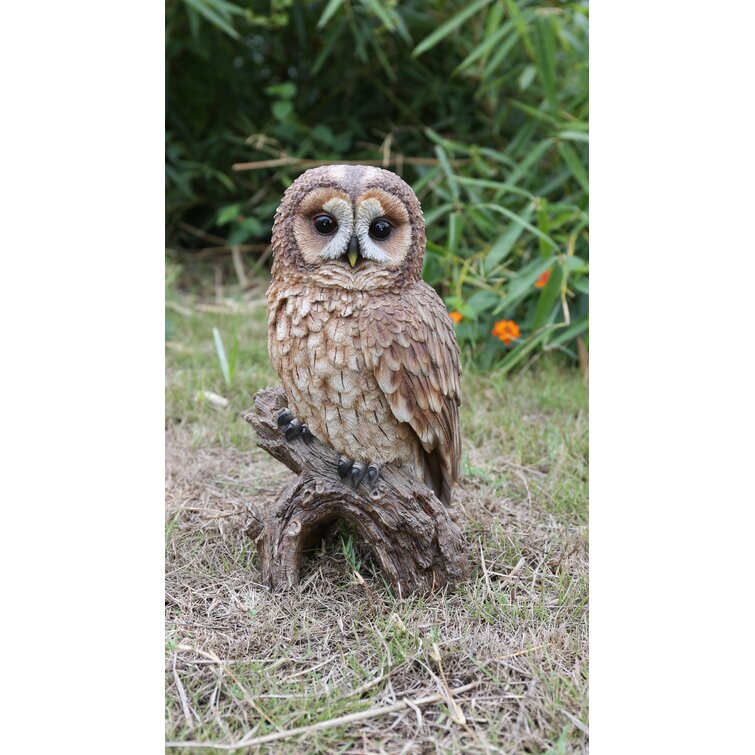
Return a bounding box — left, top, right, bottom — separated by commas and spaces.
166, 0, 588, 372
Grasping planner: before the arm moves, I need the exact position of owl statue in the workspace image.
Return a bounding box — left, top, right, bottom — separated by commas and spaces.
266, 165, 461, 506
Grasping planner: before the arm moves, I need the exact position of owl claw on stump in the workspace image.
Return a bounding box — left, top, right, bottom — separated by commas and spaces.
277, 408, 315, 444
337, 457, 380, 489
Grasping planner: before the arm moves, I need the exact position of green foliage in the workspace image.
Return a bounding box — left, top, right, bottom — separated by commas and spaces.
166, 0, 588, 371
339, 534, 362, 573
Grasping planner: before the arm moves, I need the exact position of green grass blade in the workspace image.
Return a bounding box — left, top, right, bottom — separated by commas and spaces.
228, 333, 238, 386
212, 327, 231, 388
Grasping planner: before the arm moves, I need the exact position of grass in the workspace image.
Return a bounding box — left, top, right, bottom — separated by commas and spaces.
165, 275, 588, 753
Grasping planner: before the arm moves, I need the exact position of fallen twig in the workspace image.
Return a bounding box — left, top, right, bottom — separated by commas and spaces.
195, 244, 269, 257
178, 221, 227, 245
165, 681, 480, 750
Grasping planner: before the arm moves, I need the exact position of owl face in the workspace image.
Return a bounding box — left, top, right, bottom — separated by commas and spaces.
271, 165, 425, 290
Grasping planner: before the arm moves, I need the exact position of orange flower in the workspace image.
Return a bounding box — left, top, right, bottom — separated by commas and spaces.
492, 319, 521, 345
449, 310, 463, 324
535, 269, 551, 289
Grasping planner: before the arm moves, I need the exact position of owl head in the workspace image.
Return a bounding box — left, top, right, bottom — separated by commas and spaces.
270, 165, 426, 290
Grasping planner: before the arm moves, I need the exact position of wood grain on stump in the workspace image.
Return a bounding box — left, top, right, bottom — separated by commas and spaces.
244, 387, 469, 596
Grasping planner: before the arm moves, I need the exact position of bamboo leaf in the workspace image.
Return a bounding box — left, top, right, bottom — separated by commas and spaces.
532, 263, 563, 329
497, 326, 556, 375
447, 211, 459, 254
545, 316, 589, 349
495, 258, 553, 313
559, 130, 589, 143
533, 13, 558, 111
435, 145, 459, 202
474, 203, 558, 250
484, 206, 534, 273
317, 0, 344, 28
456, 20, 514, 73
359, 0, 395, 30
312, 16, 346, 74
424, 202, 454, 227
413, 0, 494, 57
507, 138, 554, 185
559, 142, 589, 194
183, 0, 241, 39
503, 0, 535, 59
482, 28, 521, 79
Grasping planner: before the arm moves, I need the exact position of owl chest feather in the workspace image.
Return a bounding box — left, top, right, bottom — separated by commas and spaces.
268, 286, 415, 464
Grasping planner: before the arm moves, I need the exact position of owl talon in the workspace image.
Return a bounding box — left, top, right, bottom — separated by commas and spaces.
365, 464, 380, 487
283, 419, 303, 441
350, 462, 366, 489
337, 457, 353, 479
277, 409, 294, 428
301, 425, 314, 443
337, 458, 378, 489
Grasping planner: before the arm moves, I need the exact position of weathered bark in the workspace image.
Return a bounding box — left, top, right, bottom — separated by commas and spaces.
244, 386, 469, 596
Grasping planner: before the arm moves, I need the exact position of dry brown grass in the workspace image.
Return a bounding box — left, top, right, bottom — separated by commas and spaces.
165, 293, 587, 753
166, 436, 587, 752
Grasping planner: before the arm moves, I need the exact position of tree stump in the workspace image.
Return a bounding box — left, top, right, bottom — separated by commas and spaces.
244, 386, 469, 596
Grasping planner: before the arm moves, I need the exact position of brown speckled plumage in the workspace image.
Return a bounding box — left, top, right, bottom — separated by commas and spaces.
267, 165, 461, 504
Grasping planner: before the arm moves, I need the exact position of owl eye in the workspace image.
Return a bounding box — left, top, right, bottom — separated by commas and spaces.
369, 218, 392, 240
313, 213, 338, 235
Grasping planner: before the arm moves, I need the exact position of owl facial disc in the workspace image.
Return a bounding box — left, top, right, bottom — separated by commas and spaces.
277, 165, 427, 289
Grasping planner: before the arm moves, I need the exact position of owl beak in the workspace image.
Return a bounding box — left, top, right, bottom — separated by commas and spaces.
346, 234, 360, 268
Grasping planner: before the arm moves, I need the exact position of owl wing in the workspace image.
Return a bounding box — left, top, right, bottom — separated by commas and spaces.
360, 281, 462, 505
